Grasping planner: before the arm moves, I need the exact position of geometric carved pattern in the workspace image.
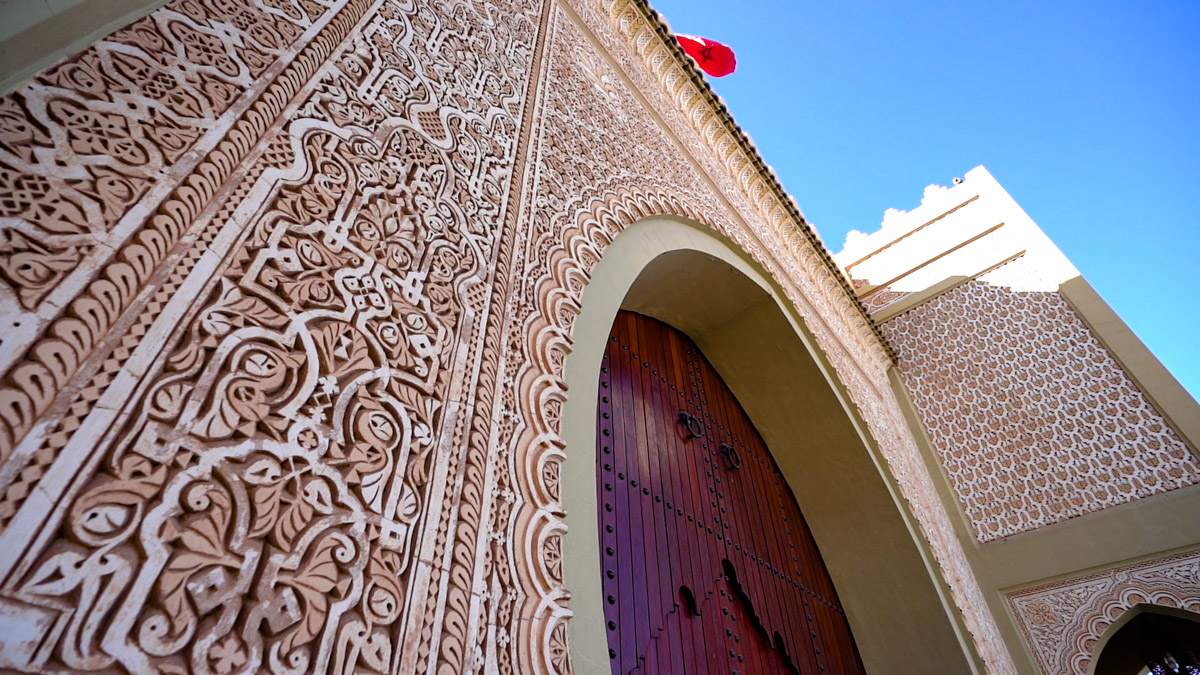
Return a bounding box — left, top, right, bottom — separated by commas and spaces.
1008, 549, 1200, 675
0, 0, 1018, 673
885, 255, 1200, 541
0, 0, 540, 671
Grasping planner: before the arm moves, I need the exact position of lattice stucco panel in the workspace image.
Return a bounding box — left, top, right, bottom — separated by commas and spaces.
885, 255, 1200, 542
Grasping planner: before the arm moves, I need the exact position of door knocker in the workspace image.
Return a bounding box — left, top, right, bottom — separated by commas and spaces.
719, 442, 742, 469
679, 410, 703, 439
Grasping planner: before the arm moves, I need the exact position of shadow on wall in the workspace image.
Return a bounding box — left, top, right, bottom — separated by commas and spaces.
1091, 605, 1200, 675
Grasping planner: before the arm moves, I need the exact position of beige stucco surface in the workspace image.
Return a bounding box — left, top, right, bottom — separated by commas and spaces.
0, 0, 165, 94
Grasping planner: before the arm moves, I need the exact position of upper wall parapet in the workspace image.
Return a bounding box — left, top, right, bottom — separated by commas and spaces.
836, 165, 1079, 319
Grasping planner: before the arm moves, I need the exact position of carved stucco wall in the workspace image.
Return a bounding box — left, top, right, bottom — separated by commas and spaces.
884, 254, 1200, 542
0, 0, 1017, 672
1008, 549, 1200, 675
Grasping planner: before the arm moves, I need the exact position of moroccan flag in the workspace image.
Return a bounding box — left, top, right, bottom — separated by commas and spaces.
676, 33, 737, 77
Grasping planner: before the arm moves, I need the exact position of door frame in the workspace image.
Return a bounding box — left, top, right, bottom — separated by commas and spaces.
559, 216, 981, 673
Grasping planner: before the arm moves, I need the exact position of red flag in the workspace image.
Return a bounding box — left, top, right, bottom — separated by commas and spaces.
676, 34, 737, 77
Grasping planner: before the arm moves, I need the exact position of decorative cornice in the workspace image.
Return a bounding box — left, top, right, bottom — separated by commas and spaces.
625, 0, 895, 362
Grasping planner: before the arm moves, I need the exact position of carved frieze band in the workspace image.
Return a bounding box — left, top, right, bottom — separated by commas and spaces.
1008, 550, 1200, 675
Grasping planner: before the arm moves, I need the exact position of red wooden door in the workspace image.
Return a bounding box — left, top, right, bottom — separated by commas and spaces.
597, 311, 864, 675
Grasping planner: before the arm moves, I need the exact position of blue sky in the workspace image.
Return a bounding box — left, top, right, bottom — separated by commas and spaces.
648, 0, 1199, 397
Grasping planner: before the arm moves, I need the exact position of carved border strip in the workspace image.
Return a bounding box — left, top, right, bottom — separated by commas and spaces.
424, 1, 558, 673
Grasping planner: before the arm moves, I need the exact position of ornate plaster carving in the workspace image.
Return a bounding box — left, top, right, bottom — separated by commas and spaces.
0, 0, 1015, 672
0, 0, 542, 670
1008, 550, 1200, 675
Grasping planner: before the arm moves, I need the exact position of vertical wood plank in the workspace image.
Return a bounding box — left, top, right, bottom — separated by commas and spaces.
612, 317, 641, 673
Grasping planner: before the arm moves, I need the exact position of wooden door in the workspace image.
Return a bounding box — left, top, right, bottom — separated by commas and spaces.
597, 311, 864, 674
